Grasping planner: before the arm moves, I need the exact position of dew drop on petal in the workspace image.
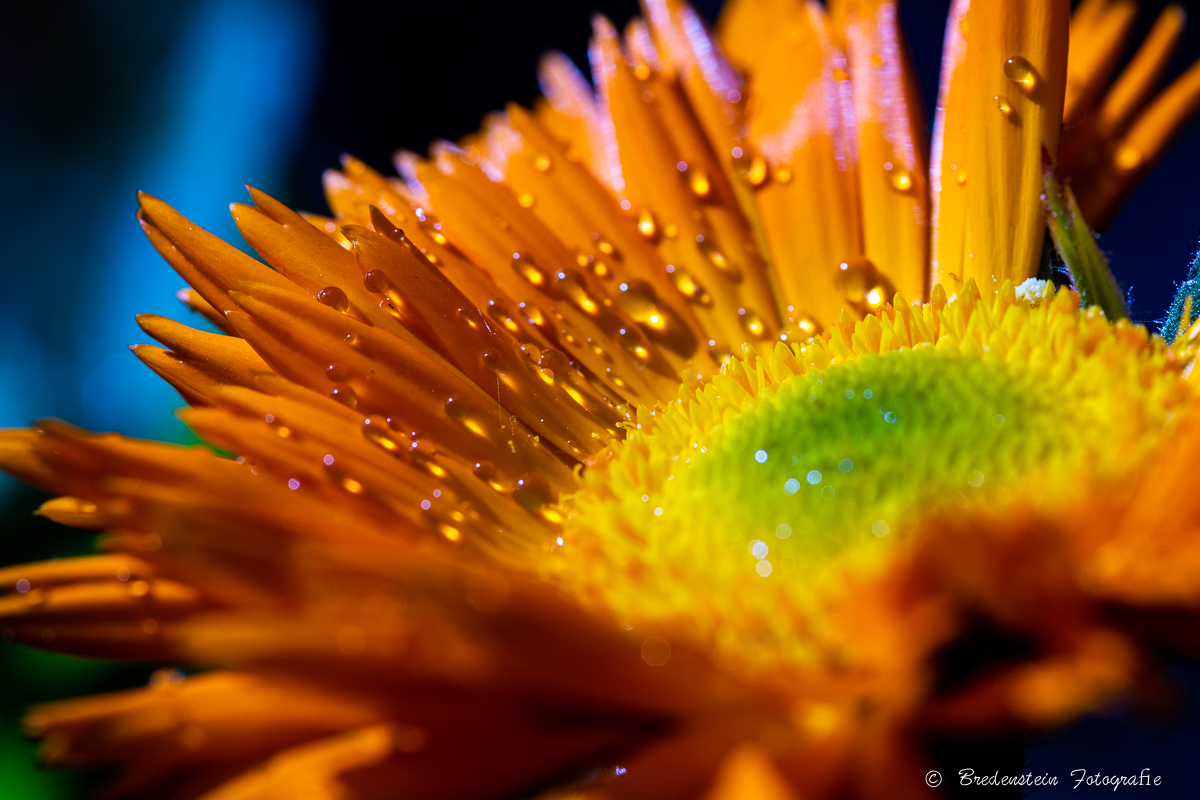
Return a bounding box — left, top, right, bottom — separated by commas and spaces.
317, 286, 350, 312
362, 270, 389, 293
888, 166, 913, 192
750, 540, 769, 559
994, 96, 1014, 119
884, 411, 898, 423
330, 386, 358, 408
754, 449, 768, 464
1003, 56, 1037, 91
444, 395, 468, 419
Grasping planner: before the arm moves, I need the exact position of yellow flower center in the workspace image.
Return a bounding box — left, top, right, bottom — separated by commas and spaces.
550, 286, 1188, 672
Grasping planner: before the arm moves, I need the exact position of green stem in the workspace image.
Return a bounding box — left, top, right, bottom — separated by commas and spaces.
1042, 166, 1128, 320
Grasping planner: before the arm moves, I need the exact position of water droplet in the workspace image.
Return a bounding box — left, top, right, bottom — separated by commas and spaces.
754, 449, 768, 464
1003, 56, 1037, 91
522, 304, 548, 328
534, 154, 552, 172
806, 470, 822, 485
362, 270, 388, 293
738, 156, 767, 188
994, 96, 1014, 119
619, 328, 652, 362
558, 270, 601, 316
473, 460, 497, 481
344, 332, 361, 347
954, 168, 967, 185
326, 363, 348, 382
671, 269, 710, 306
317, 286, 349, 313
362, 422, 400, 453
637, 209, 657, 239
482, 352, 500, 370
519, 343, 541, 363
512, 254, 548, 287
889, 166, 913, 192
517, 192, 535, 208
784, 478, 800, 495
538, 349, 571, 379
834, 258, 896, 314
512, 473, 552, 511
330, 385, 358, 408
884, 411, 897, 423
445, 395, 468, 419
739, 308, 770, 339
698, 241, 742, 281
749, 540, 769, 558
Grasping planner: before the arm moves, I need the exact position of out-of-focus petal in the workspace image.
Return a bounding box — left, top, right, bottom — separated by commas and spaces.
1097, 5, 1187, 138
1062, 0, 1137, 129
1074, 54, 1200, 229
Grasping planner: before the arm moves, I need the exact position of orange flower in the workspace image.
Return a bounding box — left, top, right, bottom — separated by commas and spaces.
3, 1, 1200, 798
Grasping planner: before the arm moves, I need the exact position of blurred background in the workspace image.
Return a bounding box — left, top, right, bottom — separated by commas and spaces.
1, 0, 1199, 796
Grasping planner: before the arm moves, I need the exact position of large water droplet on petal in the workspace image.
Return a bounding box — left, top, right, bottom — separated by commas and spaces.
317, 286, 349, 313
1003, 56, 1037, 92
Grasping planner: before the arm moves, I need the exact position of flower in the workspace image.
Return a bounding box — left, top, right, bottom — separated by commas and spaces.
3, 0, 1200, 797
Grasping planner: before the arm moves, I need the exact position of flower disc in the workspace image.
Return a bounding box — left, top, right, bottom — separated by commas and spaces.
556, 288, 1188, 672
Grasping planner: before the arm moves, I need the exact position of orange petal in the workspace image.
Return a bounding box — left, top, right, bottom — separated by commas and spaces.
1075, 46, 1200, 229
1063, 0, 1137, 129
957, 0, 1070, 289
706, 743, 798, 800
840, 0, 929, 300
743, 1, 863, 327
1097, 4, 1188, 138
929, 0, 970, 289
